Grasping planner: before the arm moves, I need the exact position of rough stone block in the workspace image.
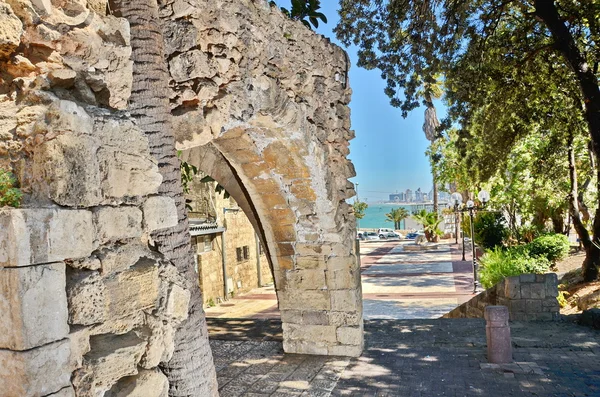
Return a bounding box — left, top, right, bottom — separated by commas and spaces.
0, 3, 23, 60
295, 255, 326, 270
48, 386, 76, 396
283, 339, 328, 355
142, 196, 178, 232
279, 290, 330, 311
545, 273, 558, 297
0, 338, 72, 397
302, 310, 330, 325
139, 315, 175, 369
529, 283, 546, 299
103, 260, 160, 319
0, 209, 95, 267
105, 369, 169, 397
330, 289, 361, 311
510, 300, 526, 313
67, 270, 107, 326
68, 326, 91, 370
89, 311, 145, 336
164, 283, 190, 322
503, 277, 520, 299
520, 284, 532, 299
94, 206, 143, 243
336, 326, 363, 346
72, 332, 147, 397
329, 311, 362, 327
326, 256, 354, 271
327, 268, 358, 290
96, 241, 157, 275
525, 299, 542, 313
328, 344, 363, 357
519, 274, 536, 283
0, 262, 69, 350
280, 309, 303, 324
282, 323, 337, 344
286, 269, 326, 290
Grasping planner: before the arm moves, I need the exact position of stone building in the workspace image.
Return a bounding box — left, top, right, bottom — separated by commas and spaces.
186, 174, 272, 305
0, 0, 362, 395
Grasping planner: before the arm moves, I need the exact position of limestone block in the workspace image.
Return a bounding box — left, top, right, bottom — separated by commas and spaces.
286, 269, 326, 290
330, 289, 361, 311
283, 339, 328, 355
72, 332, 147, 397
295, 255, 326, 270
66, 270, 107, 326
278, 289, 330, 311
0, 3, 23, 60
103, 260, 160, 319
0, 208, 96, 267
48, 386, 76, 396
139, 315, 175, 369
94, 206, 143, 243
327, 268, 358, 290
164, 283, 190, 322
329, 311, 362, 327
328, 344, 363, 357
282, 323, 337, 344
503, 277, 520, 299
0, 338, 72, 397
0, 263, 69, 350
336, 326, 363, 346
326, 256, 354, 271
87, 0, 108, 14
48, 68, 77, 88
142, 196, 179, 232
68, 326, 91, 370
169, 50, 216, 83
89, 311, 145, 336
302, 310, 329, 325
105, 369, 169, 397
96, 241, 158, 275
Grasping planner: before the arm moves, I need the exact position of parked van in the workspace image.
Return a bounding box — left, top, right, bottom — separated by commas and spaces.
377, 228, 401, 239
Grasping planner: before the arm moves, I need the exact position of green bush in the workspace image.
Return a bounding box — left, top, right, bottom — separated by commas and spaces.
526, 234, 569, 263
479, 246, 551, 289
0, 169, 22, 208
473, 212, 507, 250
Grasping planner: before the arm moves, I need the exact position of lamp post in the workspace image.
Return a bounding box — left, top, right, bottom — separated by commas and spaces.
450, 192, 463, 245
450, 190, 491, 293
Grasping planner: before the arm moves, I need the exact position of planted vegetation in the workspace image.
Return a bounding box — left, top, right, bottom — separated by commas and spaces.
0, 169, 22, 208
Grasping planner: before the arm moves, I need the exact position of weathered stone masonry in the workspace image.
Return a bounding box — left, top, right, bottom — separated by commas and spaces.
0, 0, 361, 395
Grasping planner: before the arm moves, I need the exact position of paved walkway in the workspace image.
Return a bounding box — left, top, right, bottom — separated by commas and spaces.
206, 241, 600, 396
209, 317, 600, 396
205, 239, 474, 320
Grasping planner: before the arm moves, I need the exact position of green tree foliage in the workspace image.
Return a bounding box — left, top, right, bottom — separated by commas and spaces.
352, 201, 368, 220
473, 212, 507, 250
336, 0, 600, 281
412, 209, 443, 242
385, 207, 409, 229
0, 169, 22, 208
271, 0, 327, 29
527, 234, 570, 264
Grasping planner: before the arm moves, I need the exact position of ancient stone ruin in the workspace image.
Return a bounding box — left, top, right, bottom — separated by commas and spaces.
0, 0, 362, 395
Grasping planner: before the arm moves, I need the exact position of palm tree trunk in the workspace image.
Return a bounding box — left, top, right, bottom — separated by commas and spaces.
110, 0, 219, 395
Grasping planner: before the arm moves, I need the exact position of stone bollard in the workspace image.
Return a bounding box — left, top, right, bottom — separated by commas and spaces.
485, 305, 512, 364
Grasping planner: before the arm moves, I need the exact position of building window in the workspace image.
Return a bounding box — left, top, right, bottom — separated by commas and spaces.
243, 245, 250, 260
236, 247, 243, 262
197, 235, 213, 253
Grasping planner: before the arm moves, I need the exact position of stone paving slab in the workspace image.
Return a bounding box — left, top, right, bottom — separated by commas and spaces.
209, 318, 600, 397
363, 298, 459, 319
361, 274, 457, 294
363, 262, 454, 275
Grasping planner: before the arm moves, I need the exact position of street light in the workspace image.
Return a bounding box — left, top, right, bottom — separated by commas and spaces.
451, 190, 491, 293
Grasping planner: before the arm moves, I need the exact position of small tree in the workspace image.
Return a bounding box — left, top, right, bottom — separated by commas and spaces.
352, 201, 368, 228
385, 207, 409, 230
473, 212, 507, 250
412, 209, 443, 242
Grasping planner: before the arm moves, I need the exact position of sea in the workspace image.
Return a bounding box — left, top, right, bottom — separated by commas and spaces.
357, 202, 439, 230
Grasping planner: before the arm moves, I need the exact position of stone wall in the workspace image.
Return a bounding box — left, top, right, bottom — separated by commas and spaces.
444, 274, 560, 321
171, 0, 363, 356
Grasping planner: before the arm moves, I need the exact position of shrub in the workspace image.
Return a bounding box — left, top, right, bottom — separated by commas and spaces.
473, 212, 507, 250
0, 169, 22, 208
526, 234, 569, 263
479, 246, 551, 289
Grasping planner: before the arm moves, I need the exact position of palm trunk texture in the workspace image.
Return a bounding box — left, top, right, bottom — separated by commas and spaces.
535, 0, 600, 281
110, 0, 219, 395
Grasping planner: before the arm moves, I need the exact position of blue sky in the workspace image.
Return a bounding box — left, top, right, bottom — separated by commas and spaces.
274, 1, 443, 202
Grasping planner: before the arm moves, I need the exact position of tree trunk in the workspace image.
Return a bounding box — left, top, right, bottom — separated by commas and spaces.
535, 0, 600, 281
432, 172, 439, 213
110, 0, 219, 395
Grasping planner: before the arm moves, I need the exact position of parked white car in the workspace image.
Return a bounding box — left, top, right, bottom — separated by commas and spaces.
364, 232, 380, 240
377, 228, 402, 239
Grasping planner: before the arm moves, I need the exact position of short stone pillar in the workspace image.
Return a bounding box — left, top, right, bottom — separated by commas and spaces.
485, 305, 512, 364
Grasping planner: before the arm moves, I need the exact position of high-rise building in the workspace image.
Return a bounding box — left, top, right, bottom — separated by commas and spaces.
405, 189, 413, 202
415, 188, 423, 202
389, 193, 405, 202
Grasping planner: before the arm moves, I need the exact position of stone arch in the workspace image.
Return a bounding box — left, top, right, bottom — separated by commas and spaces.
163, 0, 363, 356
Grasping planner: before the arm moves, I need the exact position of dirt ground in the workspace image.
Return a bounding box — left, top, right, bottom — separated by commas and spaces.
555, 247, 600, 315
